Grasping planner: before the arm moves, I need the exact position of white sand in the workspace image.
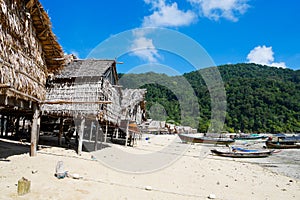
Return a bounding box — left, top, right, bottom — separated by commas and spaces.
0, 135, 299, 200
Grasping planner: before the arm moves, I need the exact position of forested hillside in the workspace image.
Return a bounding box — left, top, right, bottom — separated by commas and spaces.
119, 63, 300, 133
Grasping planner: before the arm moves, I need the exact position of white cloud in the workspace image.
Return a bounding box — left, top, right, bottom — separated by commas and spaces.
247, 45, 287, 68
188, 0, 249, 22
130, 29, 161, 63
143, 0, 197, 27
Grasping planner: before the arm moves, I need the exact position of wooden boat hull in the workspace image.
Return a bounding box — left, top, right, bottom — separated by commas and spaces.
178, 134, 235, 145
211, 149, 274, 158
235, 136, 267, 140
266, 141, 300, 149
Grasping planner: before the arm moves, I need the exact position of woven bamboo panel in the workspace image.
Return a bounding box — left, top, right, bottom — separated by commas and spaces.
0, 0, 64, 101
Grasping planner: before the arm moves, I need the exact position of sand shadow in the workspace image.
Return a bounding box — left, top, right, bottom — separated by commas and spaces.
0, 139, 30, 160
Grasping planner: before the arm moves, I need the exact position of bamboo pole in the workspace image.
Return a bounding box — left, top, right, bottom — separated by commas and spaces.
77, 118, 85, 155
30, 104, 40, 157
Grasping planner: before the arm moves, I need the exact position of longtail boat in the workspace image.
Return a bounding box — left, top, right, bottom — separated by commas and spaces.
178, 134, 235, 145
211, 148, 274, 158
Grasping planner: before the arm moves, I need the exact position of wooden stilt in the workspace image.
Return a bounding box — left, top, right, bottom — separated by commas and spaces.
77, 118, 85, 155
89, 121, 94, 142
125, 120, 129, 147
115, 127, 119, 139
15, 117, 20, 138
58, 118, 63, 145
94, 122, 99, 151
5, 116, 9, 137
0, 115, 4, 137
104, 122, 108, 143
30, 104, 40, 157
22, 118, 26, 132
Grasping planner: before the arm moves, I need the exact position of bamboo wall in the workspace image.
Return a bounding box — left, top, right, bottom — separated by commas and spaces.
0, 0, 62, 101
121, 89, 146, 124
42, 78, 122, 125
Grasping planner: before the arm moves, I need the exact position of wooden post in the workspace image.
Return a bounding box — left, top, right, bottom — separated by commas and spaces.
77, 118, 85, 155
89, 121, 94, 142
125, 120, 129, 147
15, 117, 20, 138
58, 118, 63, 145
30, 104, 40, 157
22, 118, 26, 132
0, 115, 4, 137
116, 128, 119, 139
104, 122, 108, 143
94, 122, 99, 151
5, 116, 9, 137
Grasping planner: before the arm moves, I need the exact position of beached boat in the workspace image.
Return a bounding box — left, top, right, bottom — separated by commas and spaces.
265, 140, 300, 149
234, 134, 267, 140
265, 135, 300, 149
211, 148, 274, 158
178, 134, 235, 145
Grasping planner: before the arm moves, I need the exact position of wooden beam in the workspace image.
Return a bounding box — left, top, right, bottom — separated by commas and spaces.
42, 100, 112, 105
7, 87, 40, 102
30, 105, 40, 157
0, 84, 10, 88
77, 118, 85, 155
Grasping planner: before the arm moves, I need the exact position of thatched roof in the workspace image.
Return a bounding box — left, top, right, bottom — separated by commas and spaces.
25, 0, 64, 72
54, 59, 117, 79
121, 89, 146, 109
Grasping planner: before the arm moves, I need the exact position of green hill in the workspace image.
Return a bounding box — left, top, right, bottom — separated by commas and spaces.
119, 63, 300, 133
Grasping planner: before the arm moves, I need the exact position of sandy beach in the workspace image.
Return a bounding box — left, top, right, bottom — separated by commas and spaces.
0, 135, 299, 200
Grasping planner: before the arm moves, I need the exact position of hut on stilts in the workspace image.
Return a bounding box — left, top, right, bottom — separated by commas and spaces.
0, 0, 64, 156
1, 0, 147, 156
41, 59, 147, 152
110, 89, 146, 146
41, 59, 123, 155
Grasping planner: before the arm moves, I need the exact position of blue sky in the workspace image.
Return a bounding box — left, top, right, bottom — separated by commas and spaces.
40, 0, 300, 73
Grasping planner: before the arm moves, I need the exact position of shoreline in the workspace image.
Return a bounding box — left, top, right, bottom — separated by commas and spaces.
1, 136, 300, 200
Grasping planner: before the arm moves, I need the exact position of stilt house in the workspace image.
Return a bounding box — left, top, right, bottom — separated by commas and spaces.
41, 59, 122, 154
0, 0, 64, 156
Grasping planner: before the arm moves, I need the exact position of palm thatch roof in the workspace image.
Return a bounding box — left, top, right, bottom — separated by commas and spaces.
54, 59, 117, 79
25, 0, 64, 73
0, 0, 65, 105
